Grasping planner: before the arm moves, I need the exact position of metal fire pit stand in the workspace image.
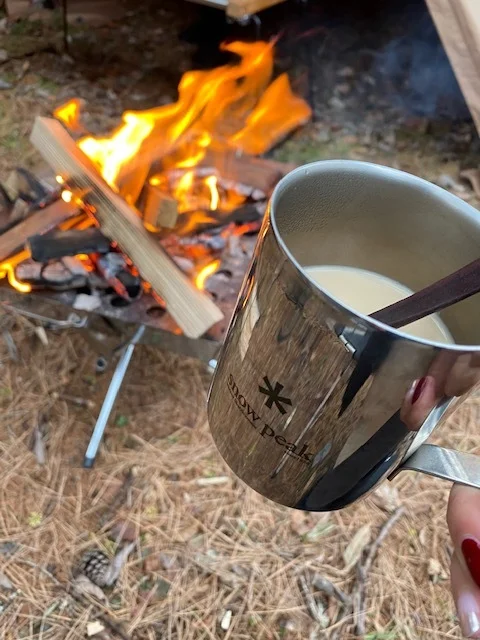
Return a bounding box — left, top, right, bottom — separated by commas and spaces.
83, 324, 146, 467
82, 323, 217, 468
0, 288, 222, 467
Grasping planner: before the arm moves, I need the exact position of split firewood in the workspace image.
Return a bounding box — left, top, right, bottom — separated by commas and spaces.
0, 199, 79, 262
142, 184, 178, 230
3, 168, 50, 204
30, 117, 223, 338
201, 150, 296, 195
28, 228, 111, 262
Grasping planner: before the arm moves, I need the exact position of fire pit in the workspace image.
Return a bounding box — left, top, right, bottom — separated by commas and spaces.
0, 40, 310, 463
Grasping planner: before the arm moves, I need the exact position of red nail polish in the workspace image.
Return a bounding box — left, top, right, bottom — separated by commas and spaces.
412, 377, 427, 404
462, 538, 480, 589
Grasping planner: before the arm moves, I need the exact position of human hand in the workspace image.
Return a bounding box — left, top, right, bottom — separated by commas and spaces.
448, 485, 480, 638
398, 353, 480, 637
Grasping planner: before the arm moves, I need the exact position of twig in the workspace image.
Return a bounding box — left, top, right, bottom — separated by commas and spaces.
14, 559, 130, 640
298, 573, 328, 626
99, 467, 136, 528
353, 506, 405, 636
312, 575, 352, 608
2, 329, 18, 362
53, 392, 95, 410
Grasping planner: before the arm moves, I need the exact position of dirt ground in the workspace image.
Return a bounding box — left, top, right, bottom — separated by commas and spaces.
0, 0, 480, 638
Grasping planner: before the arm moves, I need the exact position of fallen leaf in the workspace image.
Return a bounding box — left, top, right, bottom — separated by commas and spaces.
108, 520, 136, 543
220, 610, 232, 631
34, 326, 48, 346
72, 575, 107, 603
193, 553, 239, 587
27, 512, 43, 528
290, 511, 315, 536
427, 557, 448, 583
371, 483, 399, 513
156, 578, 171, 598
173, 522, 199, 542
102, 542, 135, 586
343, 524, 372, 570
32, 426, 46, 465
159, 552, 176, 570
196, 476, 229, 486
86, 620, 105, 636
115, 414, 129, 427
302, 519, 334, 542
0, 572, 13, 590
143, 553, 161, 573
0, 541, 18, 556
418, 527, 428, 547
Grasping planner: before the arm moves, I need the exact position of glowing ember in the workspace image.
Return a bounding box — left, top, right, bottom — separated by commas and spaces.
195, 259, 221, 290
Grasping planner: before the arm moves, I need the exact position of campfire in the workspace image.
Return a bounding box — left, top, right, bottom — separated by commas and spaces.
0, 41, 310, 343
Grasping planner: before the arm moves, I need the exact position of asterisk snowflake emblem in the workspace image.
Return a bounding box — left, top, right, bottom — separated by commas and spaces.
258, 376, 292, 415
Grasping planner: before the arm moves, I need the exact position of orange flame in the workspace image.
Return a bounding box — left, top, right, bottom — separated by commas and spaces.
47, 41, 311, 295
205, 175, 219, 211
55, 41, 311, 199
0, 250, 32, 293
54, 98, 83, 130
195, 259, 221, 290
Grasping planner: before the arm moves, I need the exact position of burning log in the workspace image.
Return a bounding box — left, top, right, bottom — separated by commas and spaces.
142, 184, 179, 230
30, 117, 223, 338
200, 151, 296, 195
3, 168, 51, 205
28, 228, 111, 262
0, 199, 79, 262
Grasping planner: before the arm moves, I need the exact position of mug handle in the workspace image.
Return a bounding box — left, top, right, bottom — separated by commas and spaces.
390, 444, 480, 489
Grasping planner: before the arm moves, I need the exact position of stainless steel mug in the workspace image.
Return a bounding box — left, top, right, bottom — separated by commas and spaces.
207, 160, 480, 511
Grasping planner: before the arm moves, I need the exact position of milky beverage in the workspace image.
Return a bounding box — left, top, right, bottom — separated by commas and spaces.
304, 265, 453, 344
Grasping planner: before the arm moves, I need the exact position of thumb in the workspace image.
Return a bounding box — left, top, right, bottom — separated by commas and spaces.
448, 484, 480, 637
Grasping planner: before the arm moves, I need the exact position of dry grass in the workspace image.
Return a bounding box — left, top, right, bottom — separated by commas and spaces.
0, 319, 477, 639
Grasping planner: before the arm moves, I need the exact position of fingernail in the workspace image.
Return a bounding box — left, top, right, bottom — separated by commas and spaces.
463, 538, 480, 589
457, 593, 480, 637
411, 377, 427, 404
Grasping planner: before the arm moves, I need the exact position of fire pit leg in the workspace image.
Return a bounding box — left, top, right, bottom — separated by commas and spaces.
83, 324, 146, 468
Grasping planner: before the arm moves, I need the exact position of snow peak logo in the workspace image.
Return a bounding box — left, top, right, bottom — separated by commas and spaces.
227, 373, 312, 464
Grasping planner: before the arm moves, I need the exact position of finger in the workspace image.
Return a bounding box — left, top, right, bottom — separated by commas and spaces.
400, 375, 437, 431
445, 354, 480, 397
448, 485, 480, 637
451, 552, 480, 637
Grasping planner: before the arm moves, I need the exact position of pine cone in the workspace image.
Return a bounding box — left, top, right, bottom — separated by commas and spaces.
76, 549, 110, 587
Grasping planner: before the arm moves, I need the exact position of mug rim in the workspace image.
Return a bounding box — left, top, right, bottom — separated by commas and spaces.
269, 159, 480, 352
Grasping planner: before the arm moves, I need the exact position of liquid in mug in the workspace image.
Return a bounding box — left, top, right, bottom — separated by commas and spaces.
304, 265, 453, 344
